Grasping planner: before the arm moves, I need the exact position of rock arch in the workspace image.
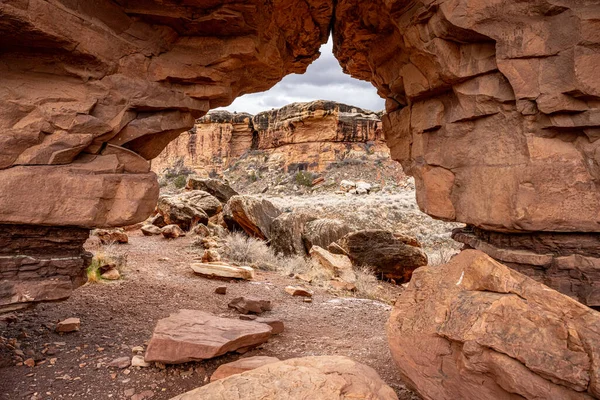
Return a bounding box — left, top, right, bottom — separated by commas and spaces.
1, 1, 599, 308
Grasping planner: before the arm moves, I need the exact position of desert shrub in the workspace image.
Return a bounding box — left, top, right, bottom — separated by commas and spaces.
223, 232, 279, 270
87, 244, 128, 283
173, 175, 187, 189
295, 171, 314, 187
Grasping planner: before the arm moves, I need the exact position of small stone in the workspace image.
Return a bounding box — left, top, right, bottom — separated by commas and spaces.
123, 369, 131, 375
239, 315, 257, 321
131, 346, 144, 355
124, 388, 135, 397
141, 224, 162, 236
202, 249, 221, 263
55, 318, 80, 333
285, 286, 312, 297
24, 358, 35, 367
303, 298, 313, 303
131, 355, 150, 368
108, 356, 131, 369
161, 224, 186, 239
100, 268, 121, 280
214, 286, 227, 295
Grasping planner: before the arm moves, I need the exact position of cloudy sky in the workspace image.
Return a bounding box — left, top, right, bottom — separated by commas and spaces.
218, 39, 385, 115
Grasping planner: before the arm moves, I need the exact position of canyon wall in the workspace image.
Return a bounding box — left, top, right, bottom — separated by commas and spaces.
334, 0, 600, 307
152, 100, 387, 175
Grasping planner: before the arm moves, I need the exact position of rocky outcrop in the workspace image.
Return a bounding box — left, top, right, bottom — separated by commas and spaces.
185, 177, 238, 203
337, 230, 427, 282
152, 100, 388, 174
0, 225, 91, 312
333, 0, 600, 301
388, 250, 600, 400
145, 310, 273, 364
171, 356, 398, 400
302, 219, 353, 252
224, 196, 282, 240
1, 1, 330, 229
453, 227, 600, 307
270, 212, 318, 256
157, 191, 222, 231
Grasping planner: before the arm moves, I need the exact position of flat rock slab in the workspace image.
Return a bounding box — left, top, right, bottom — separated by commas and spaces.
190, 263, 254, 280
145, 310, 272, 364
210, 356, 281, 382
170, 356, 398, 400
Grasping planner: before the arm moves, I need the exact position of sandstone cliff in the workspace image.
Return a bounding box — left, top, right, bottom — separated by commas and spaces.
152, 100, 388, 174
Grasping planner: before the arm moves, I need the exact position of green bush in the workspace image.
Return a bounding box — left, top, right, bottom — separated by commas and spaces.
173, 175, 187, 189
295, 171, 313, 187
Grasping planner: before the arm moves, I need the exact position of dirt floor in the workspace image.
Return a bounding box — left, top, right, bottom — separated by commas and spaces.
0, 232, 420, 400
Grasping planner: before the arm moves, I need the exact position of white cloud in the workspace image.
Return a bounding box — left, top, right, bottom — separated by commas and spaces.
218, 39, 385, 115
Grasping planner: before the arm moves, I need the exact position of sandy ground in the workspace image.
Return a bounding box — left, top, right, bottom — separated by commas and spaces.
0, 232, 419, 400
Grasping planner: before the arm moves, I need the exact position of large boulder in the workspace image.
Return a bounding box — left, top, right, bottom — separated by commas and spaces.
337, 230, 427, 282
270, 212, 317, 256
185, 177, 239, 203
302, 218, 352, 252
388, 250, 600, 400
224, 195, 281, 240
157, 190, 221, 230
145, 310, 272, 364
170, 356, 398, 400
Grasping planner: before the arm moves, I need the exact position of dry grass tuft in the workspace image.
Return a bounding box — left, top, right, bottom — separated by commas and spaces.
428, 247, 458, 266
223, 232, 279, 270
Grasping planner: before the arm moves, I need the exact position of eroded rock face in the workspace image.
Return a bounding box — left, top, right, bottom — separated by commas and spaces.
0, 225, 91, 312
333, 0, 600, 302
0, 0, 332, 229
387, 250, 600, 400
224, 195, 282, 240
152, 100, 388, 174
335, 0, 600, 233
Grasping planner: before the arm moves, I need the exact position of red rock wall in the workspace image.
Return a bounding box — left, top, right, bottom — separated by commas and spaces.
152, 100, 387, 174
0, 0, 332, 228
335, 0, 600, 234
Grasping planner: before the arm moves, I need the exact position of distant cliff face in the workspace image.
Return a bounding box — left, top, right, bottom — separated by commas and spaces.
152, 100, 388, 175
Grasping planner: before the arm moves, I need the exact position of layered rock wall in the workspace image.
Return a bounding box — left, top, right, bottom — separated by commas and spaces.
152, 100, 387, 174
333, 0, 600, 305
0, 0, 332, 229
